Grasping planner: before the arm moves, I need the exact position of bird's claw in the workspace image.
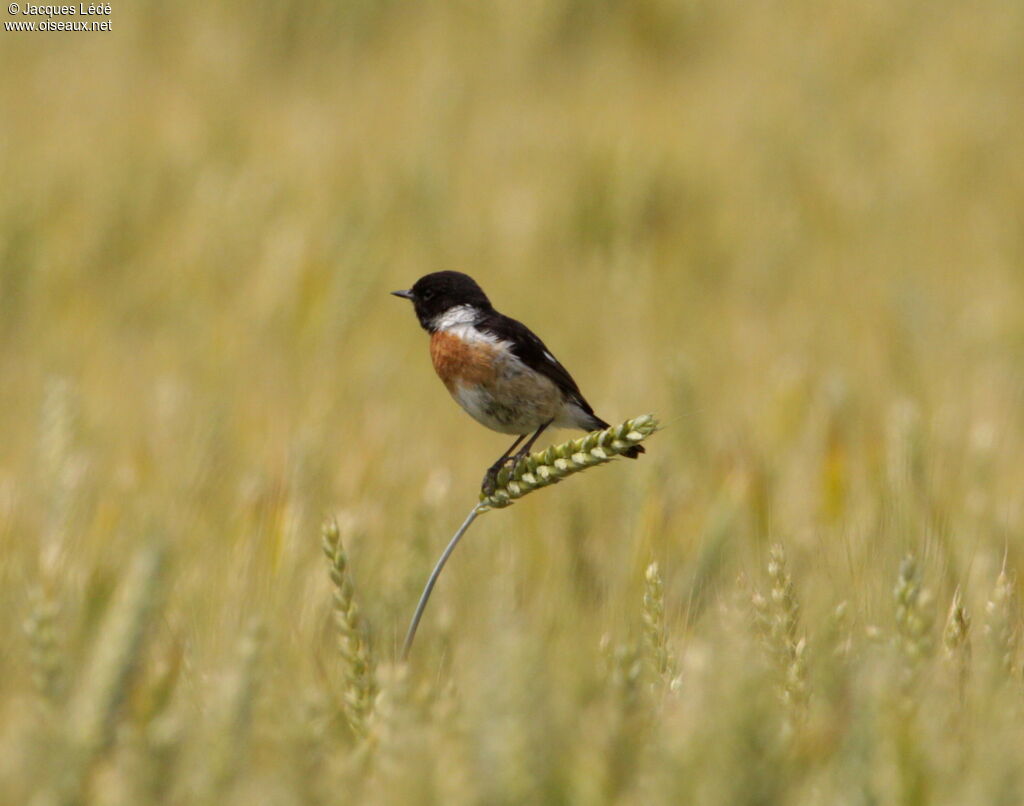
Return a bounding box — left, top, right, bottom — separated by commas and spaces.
481, 458, 517, 496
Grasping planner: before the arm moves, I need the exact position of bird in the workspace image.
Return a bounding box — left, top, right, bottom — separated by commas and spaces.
392, 271, 643, 494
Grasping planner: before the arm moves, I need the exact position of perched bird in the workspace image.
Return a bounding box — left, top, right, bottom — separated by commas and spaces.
392, 271, 643, 493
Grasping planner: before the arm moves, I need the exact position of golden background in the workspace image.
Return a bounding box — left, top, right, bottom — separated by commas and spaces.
1, 1, 1023, 802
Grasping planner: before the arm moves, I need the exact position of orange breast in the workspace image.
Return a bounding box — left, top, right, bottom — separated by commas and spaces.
429, 331, 498, 392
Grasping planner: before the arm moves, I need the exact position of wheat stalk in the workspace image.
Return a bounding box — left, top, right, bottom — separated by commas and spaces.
943, 588, 971, 704
478, 415, 658, 510
24, 583, 65, 709
641, 561, 677, 687
984, 563, 1019, 678
69, 546, 165, 756
751, 544, 808, 715
402, 415, 659, 659
322, 518, 377, 737
37, 546, 166, 806
199, 619, 265, 800
894, 555, 935, 665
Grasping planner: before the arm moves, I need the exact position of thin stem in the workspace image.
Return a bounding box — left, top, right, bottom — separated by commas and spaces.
401, 415, 658, 659
402, 504, 486, 660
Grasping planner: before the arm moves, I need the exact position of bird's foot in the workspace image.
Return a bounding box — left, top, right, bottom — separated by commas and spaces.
481, 458, 517, 496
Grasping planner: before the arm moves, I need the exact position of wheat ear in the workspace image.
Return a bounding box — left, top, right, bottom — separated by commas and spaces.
752, 544, 808, 713
322, 518, 377, 737
478, 415, 658, 510
402, 415, 659, 660
38, 546, 165, 806
641, 561, 677, 686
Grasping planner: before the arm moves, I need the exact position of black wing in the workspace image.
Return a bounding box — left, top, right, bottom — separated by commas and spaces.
477, 310, 600, 419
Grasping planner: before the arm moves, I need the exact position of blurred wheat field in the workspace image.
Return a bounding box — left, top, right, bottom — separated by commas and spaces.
2, 0, 1024, 802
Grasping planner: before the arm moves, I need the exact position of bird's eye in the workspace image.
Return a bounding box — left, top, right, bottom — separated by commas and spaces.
422, 289, 435, 301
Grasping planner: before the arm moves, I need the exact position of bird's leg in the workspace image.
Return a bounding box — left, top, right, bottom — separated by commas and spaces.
481, 433, 527, 495
481, 421, 555, 495
511, 420, 552, 465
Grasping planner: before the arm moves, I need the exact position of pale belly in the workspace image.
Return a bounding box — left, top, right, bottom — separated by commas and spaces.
451, 370, 564, 434
430, 324, 593, 435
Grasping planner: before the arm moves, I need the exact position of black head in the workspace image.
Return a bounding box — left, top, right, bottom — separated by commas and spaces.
391, 271, 492, 331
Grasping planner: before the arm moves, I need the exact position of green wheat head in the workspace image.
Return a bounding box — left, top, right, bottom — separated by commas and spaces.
479, 415, 659, 509
402, 415, 659, 659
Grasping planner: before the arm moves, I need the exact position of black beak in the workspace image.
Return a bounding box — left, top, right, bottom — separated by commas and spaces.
391, 289, 414, 300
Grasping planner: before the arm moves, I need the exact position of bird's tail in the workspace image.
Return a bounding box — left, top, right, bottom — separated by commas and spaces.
589, 416, 645, 459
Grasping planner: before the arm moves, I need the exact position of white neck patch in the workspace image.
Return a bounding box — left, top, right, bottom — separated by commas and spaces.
431, 305, 478, 331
